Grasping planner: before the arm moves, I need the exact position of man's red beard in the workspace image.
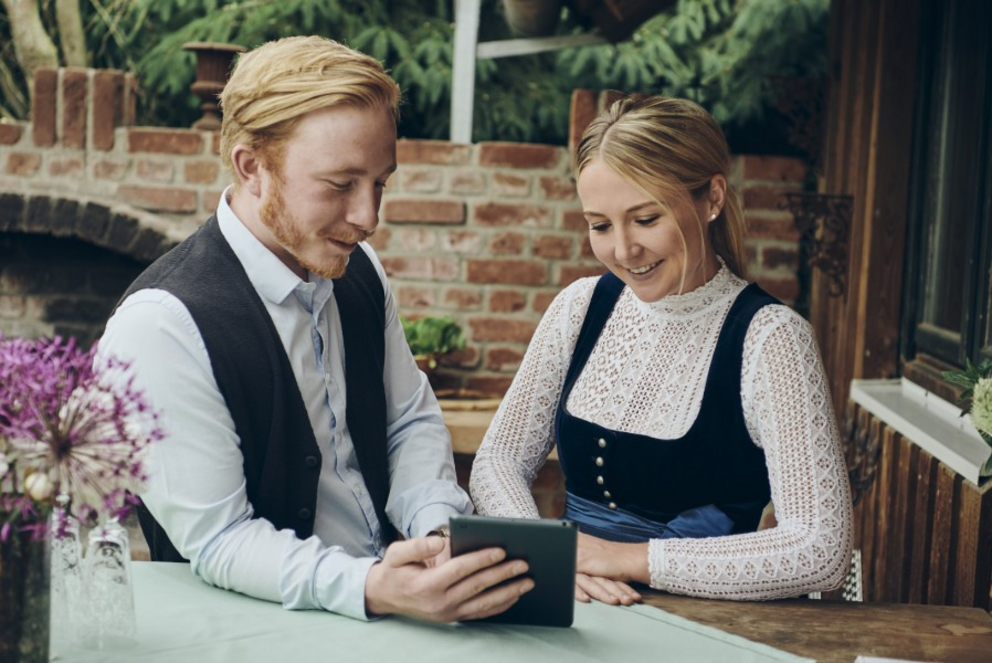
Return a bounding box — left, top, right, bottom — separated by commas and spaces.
259, 183, 370, 280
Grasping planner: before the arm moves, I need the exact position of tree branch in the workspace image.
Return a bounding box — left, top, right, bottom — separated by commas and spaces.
1, 0, 60, 98
56, 0, 88, 67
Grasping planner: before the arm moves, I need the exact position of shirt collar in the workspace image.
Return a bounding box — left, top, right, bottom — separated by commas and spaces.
216, 186, 335, 306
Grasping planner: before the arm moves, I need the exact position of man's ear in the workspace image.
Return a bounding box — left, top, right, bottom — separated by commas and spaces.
709, 174, 728, 217
230, 145, 264, 198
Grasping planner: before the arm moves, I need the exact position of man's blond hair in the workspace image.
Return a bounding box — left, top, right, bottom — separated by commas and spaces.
219, 35, 401, 173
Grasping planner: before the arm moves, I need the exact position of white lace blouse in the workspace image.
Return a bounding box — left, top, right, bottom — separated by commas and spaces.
470, 265, 854, 600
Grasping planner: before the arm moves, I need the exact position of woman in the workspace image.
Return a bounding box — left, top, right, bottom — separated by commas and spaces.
470, 96, 853, 605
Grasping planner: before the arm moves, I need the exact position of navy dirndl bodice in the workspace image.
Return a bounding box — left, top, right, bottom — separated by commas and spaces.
554, 273, 778, 538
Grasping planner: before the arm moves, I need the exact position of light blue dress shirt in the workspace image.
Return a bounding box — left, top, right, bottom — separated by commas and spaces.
99, 190, 472, 620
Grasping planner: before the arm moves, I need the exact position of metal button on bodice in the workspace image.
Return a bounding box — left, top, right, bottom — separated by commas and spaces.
608, 502, 617, 510
598, 438, 607, 448
603, 490, 611, 499
304, 455, 319, 468
298, 508, 312, 520
596, 475, 604, 485
595, 457, 604, 467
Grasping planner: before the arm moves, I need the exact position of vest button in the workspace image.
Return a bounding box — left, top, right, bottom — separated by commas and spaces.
598, 438, 607, 448
298, 508, 312, 520
608, 502, 617, 510
595, 457, 604, 467
305, 455, 319, 468
603, 490, 611, 499
596, 475, 604, 485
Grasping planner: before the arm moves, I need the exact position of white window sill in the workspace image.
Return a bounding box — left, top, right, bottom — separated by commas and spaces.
849, 378, 992, 486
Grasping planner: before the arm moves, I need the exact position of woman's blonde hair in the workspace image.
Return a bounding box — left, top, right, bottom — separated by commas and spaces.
219, 35, 401, 173
575, 96, 748, 279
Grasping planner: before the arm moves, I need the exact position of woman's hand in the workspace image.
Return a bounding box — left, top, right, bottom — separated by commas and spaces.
576, 532, 650, 585
575, 572, 642, 605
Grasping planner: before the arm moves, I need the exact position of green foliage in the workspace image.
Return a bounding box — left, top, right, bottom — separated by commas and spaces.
0, 0, 830, 143
400, 315, 465, 358
942, 357, 992, 405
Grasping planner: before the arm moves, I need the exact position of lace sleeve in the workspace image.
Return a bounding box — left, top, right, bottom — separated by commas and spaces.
647, 306, 854, 599
470, 280, 594, 518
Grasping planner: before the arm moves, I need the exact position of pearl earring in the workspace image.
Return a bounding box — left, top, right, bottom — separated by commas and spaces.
709, 213, 717, 221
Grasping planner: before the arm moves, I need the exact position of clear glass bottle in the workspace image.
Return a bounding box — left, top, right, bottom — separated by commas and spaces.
78, 518, 137, 650
49, 495, 83, 654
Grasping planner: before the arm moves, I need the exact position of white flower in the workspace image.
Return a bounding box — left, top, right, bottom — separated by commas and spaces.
970, 377, 992, 438
24, 471, 55, 502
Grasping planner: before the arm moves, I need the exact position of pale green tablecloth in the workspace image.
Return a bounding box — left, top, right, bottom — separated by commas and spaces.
56, 563, 813, 662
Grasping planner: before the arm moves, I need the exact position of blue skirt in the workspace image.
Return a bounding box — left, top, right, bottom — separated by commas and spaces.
564, 493, 734, 543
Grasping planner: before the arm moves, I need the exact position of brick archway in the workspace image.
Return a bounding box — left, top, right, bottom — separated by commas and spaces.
0, 191, 179, 263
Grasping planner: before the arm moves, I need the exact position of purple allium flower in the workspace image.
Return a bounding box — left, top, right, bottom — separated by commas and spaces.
0, 335, 163, 539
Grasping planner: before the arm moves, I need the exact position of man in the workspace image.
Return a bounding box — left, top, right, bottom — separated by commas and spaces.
100, 36, 532, 621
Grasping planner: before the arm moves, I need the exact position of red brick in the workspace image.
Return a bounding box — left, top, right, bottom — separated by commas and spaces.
383, 199, 465, 224
123, 73, 138, 126
118, 185, 197, 213
742, 185, 799, 211
6, 153, 42, 176
128, 128, 203, 155
366, 225, 391, 251
468, 317, 538, 343
474, 202, 552, 228
761, 245, 799, 271
465, 375, 513, 397
397, 139, 471, 165
211, 131, 221, 156
0, 123, 23, 145
185, 160, 220, 184
448, 172, 487, 195
533, 234, 573, 260
467, 259, 546, 285
396, 285, 436, 308
92, 70, 124, 151
741, 155, 807, 183
49, 158, 84, 178
202, 190, 223, 214
745, 213, 800, 241
136, 159, 175, 183
490, 290, 526, 313
579, 236, 596, 259
562, 208, 587, 232
560, 264, 605, 286
486, 347, 525, 372
401, 169, 442, 193
489, 232, 525, 255
439, 346, 481, 369
569, 89, 597, 154
441, 230, 482, 254
32, 68, 57, 147
93, 159, 128, 180
379, 256, 459, 281
443, 287, 483, 310
492, 173, 531, 198
533, 291, 558, 314
479, 142, 560, 169
62, 68, 88, 149
539, 176, 576, 201
755, 277, 799, 304
395, 228, 436, 251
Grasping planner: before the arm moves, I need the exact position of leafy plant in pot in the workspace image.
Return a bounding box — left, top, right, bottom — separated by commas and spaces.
400, 315, 466, 375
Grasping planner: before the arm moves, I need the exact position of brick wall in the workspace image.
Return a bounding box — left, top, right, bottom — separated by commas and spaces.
0, 68, 805, 390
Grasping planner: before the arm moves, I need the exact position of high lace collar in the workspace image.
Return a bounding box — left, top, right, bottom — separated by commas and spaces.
630, 263, 748, 317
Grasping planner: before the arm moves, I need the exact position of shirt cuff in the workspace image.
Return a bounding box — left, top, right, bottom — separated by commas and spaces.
311, 551, 381, 621
407, 504, 462, 539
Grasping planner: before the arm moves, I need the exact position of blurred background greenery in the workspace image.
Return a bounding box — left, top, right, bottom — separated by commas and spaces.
0, 0, 828, 147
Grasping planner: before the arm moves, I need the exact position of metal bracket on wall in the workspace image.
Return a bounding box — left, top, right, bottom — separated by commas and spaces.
781, 192, 853, 297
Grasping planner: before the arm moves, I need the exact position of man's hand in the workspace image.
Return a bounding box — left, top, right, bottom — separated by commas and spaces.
365, 536, 534, 622
574, 532, 649, 604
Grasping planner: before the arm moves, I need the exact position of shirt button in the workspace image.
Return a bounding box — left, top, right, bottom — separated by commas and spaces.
603, 490, 612, 499
608, 502, 617, 510
304, 455, 319, 468
298, 508, 312, 520
596, 476, 604, 485
598, 438, 607, 448
595, 457, 604, 467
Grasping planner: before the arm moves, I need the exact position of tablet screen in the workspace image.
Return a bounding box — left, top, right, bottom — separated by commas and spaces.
449, 515, 577, 627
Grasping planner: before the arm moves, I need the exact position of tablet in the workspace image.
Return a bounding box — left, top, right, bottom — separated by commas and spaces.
449, 515, 577, 628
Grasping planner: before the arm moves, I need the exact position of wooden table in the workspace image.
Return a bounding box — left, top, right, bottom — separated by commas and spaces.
643, 592, 992, 663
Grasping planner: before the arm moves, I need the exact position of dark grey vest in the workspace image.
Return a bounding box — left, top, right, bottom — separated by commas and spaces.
120, 216, 395, 561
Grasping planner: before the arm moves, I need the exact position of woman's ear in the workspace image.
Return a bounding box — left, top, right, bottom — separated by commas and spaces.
708, 175, 728, 220
230, 145, 264, 198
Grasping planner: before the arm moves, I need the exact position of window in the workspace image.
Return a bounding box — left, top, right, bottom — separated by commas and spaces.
902, 0, 992, 391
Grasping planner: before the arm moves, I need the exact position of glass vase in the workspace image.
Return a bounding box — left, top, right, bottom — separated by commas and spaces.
0, 525, 51, 663
50, 499, 84, 654
78, 518, 137, 650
